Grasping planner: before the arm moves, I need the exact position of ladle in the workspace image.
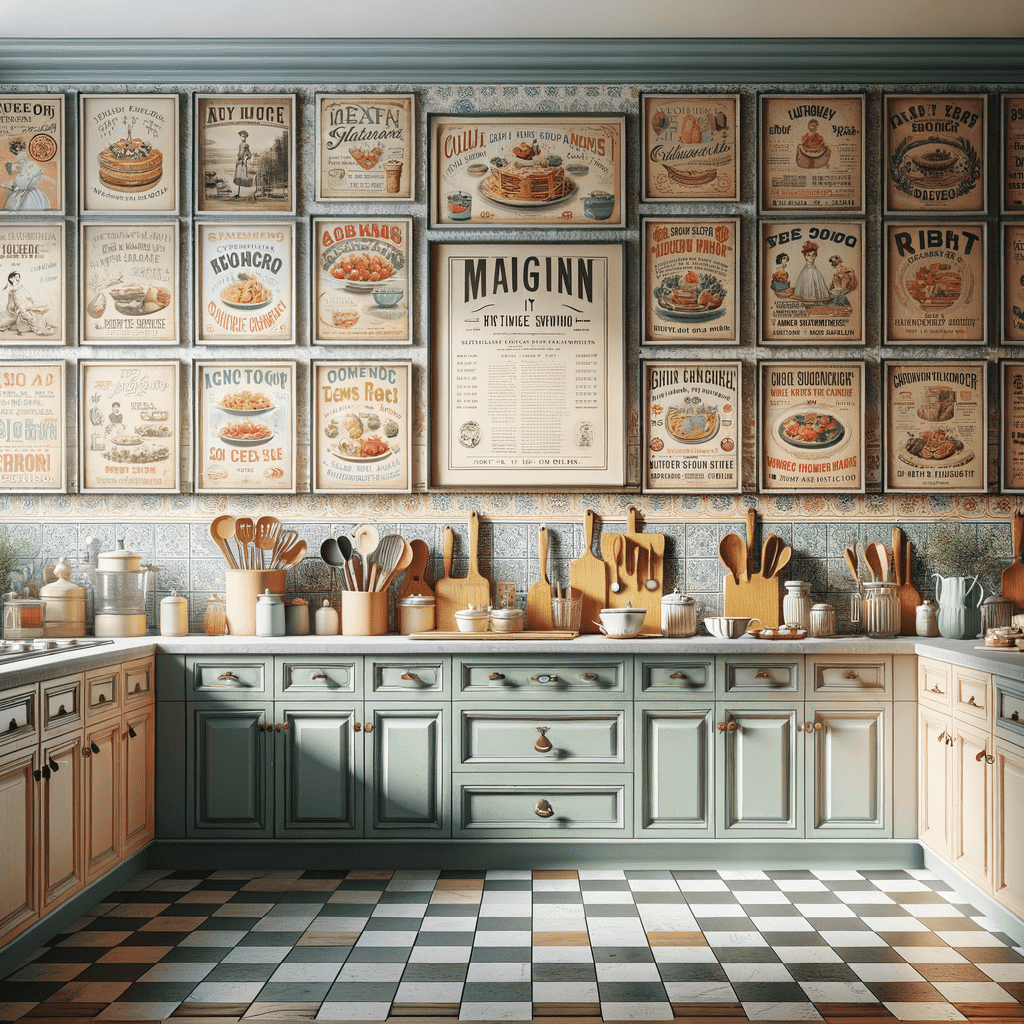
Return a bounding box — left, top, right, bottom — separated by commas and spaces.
210, 515, 238, 569
719, 533, 744, 586
321, 534, 346, 591
336, 534, 357, 592
235, 517, 255, 570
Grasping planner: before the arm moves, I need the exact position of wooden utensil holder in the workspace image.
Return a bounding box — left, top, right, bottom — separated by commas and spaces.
225, 569, 286, 636
342, 590, 388, 636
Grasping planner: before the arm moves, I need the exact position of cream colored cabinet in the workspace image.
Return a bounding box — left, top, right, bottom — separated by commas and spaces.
951, 718, 995, 890
993, 737, 1024, 920
918, 705, 953, 859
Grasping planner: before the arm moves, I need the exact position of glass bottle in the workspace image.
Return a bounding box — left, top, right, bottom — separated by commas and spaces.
204, 593, 226, 636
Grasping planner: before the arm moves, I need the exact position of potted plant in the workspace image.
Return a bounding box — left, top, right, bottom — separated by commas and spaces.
924, 524, 1001, 639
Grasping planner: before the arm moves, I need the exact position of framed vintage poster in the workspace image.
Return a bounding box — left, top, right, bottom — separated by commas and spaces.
642, 360, 741, 494
0, 361, 65, 493
311, 360, 411, 493
195, 94, 296, 215
312, 216, 412, 345
0, 94, 64, 214
315, 93, 415, 202
884, 93, 986, 214
758, 361, 865, 494
884, 222, 986, 345
1004, 223, 1024, 344
428, 113, 625, 229
640, 93, 738, 202
194, 360, 296, 493
80, 221, 179, 345
0, 221, 65, 345
883, 359, 987, 493
195, 222, 295, 345
642, 217, 739, 345
79, 94, 178, 214
78, 360, 180, 494
1001, 360, 1024, 493
758, 94, 865, 214
1003, 94, 1024, 215
760, 221, 865, 345
430, 242, 625, 489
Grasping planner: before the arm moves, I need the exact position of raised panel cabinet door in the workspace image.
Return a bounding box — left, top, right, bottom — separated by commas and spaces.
40, 731, 84, 913
636, 705, 713, 834
0, 746, 39, 945
716, 702, 802, 838
275, 704, 359, 838
804, 703, 890, 838
84, 718, 121, 884
952, 720, 994, 891
188, 702, 272, 838
122, 705, 155, 857
364, 704, 449, 837
993, 740, 1024, 920
918, 707, 953, 859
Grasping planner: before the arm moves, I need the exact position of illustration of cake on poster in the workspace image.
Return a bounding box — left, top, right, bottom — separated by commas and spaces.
0, 95, 64, 214
79, 94, 178, 213
0, 222, 64, 344
196, 95, 295, 215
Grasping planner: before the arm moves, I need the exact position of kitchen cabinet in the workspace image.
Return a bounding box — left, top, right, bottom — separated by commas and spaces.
951, 717, 994, 890
918, 704, 953, 859
993, 736, 1024, 920
0, 743, 39, 945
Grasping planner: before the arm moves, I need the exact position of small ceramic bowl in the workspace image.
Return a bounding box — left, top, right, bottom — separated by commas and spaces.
704, 615, 760, 639
447, 191, 472, 220
372, 288, 403, 307
583, 191, 615, 221
454, 607, 490, 633
490, 607, 523, 633
594, 605, 646, 638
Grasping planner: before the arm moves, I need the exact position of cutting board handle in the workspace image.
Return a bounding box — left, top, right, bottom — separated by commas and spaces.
1014, 509, 1024, 563
442, 526, 453, 580
584, 509, 597, 556
468, 511, 482, 578
538, 525, 550, 585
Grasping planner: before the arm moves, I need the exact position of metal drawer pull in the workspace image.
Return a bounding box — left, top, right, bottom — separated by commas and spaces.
217, 672, 239, 681
90, 741, 100, 754
133, 683, 142, 694
967, 696, 984, 708
488, 673, 504, 681
1012, 711, 1021, 721
754, 671, 771, 680
97, 693, 106, 703
937, 730, 947, 742
400, 672, 422, 683
928, 685, 944, 694
534, 799, 554, 818
530, 674, 558, 683
534, 727, 552, 753
843, 671, 859, 679
947, 736, 953, 746
363, 723, 373, 733
128, 726, 137, 739
49, 756, 59, 771
33, 769, 41, 782
581, 673, 597, 681
41, 764, 50, 779
8, 718, 17, 731
311, 673, 328, 680
57, 704, 67, 716
976, 749, 995, 764
353, 722, 361, 731
669, 672, 689, 680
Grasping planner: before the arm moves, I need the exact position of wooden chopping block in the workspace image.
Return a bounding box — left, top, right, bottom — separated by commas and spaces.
569, 509, 608, 634
433, 526, 457, 631
439, 512, 491, 622
527, 525, 554, 630
1001, 509, 1024, 614
396, 539, 433, 601
599, 505, 664, 635
724, 573, 782, 628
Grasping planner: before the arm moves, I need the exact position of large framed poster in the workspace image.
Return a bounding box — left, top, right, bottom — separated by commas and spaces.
78, 360, 180, 494
884, 93, 986, 214
428, 114, 625, 229
640, 93, 739, 202
315, 93, 415, 202
883, 359, 987, 494
311, 360, 412, 494
1001, 360, 1024, 493
194, 360, 296, 494
0, 94, 64, 214
312, 216, 412, 345
195, 222, 295, 345
758, 94, 865, 214
195, 94, 296, 215
642, 360, 741, 494
1004, 223, 1024, 344
642, 217, 739, 345
79, 94, 178, 214
758, 361, 865, 494
0, 221, 65, 345
884, 222, 986, 345
1002, 94, 1024, 215
0, 361, 65, 493
80, 221, 179, 345
430, 242, 625, 489
760, 221, 865, 345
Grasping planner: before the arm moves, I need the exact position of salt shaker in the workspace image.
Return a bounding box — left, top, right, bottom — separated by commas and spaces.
315, 598, 339, 636
256, 589, 285, 637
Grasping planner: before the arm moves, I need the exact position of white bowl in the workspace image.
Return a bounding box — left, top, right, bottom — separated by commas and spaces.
704, 615, 760, 639
595, 606, 646, 638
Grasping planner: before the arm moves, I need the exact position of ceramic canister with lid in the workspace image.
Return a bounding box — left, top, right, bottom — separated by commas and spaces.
315, 599, 339, 636
256, 589, 285, 637
809, 602, 836, 638
40, 557, 86, 638
661, 589, 701, 638
285, 598, 310, 635
94, 540, 149, 638
398, 594, 435, 635
783, 580, 812, 630
160, 590, 189, 636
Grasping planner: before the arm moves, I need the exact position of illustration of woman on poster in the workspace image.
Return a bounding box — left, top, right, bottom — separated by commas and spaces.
0, 271, 56, 336
794, 241, 830, 300
771, 252, 794, 296
233, 131, 253, 198
2, 141, 54, 211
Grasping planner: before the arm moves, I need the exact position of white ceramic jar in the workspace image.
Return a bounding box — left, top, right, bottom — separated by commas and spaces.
398, 594, 436, 635
160, 590, 189, 636
783, 580, 812, 629
315, 599, 339, 636
809, 602, 836, 638
256, 589, 285, 637
661, 589, 700, 638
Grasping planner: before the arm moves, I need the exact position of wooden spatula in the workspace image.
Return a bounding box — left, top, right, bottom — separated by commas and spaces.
527, 525, 554, 631
396, 539, 433, 600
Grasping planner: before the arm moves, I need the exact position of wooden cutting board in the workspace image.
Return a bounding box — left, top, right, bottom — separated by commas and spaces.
433, 526, 457, 631
599, 506, 664, 635
396, 539, 433, 601
723, 510, 781, 627
527, 525, 554, 631
1002, 509, 1024, 613
895, 527, 922, 635
569, 509, 608, 634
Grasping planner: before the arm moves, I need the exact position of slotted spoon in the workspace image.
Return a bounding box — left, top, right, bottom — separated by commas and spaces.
254, 517, 281, 570
235, 517, 255, 570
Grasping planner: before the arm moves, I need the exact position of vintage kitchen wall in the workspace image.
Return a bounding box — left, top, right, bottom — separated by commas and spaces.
0, 42, 1021, 630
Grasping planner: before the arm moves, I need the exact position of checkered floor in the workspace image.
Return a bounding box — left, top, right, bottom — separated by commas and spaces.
1, 868, 1022, 1023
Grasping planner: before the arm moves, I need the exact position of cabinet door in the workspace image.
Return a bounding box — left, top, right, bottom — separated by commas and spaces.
993, 739, 1024, 920
0, 745, 39, 944
40, 731, 84, 913
804, 703, 890, 838
918, 706, 953, 859
952, 720, 993, 890
84, 718, 121, 883
122, 704, 155, 856
364, 703, 449, 837
275, 703, 359, 838
636, 706, 713, 834
716, 702, 802, 838
188, 702, 272, 838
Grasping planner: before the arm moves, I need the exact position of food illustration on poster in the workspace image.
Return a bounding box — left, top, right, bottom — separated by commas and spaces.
0, 95, 63, 213
0, 223, 63, 343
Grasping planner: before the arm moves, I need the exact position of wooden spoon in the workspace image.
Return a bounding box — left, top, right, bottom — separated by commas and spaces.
843, 546, 860, 585
210, 515, 238, 570
370, 534, 404, 592
254, 517, 281, 571
762, 535, 783, 579
719, 533, 744, 586
744, 508, 756, 582
892, 527, 903, 587
276, 538, 306, 568
873, 542, 890, 582
235, 517, 255, 570
863, 542, 882, 581
772, 545, 792, 580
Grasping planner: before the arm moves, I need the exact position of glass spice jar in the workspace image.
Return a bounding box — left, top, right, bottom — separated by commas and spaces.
204, 593, 226, 636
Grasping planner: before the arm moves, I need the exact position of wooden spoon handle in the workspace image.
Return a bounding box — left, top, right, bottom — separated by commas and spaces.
468, 511, 481, 578
745, 508, 756, 582
538, 526, 550, 585
1014, 509, 1024, 564
443, 526, 454, 580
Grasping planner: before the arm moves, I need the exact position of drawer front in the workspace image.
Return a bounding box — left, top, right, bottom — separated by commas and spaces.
453, 772, 630, 838
85, 666, 121, 721
0, 684, 38, 752
808, 655, 890, 699
188, 657, 269, 698
718, 657, 803, 696
123, 657, 154, 704
369, 659, 446, 697
458, 658, 628, 699
953, 667, 992, 729
995, 677, 1024, 747
918, 657, 952, 711
275, 657, 358, 698
42, 674, 82, 734
458, 704, 629, 769
639, 657, 714, 698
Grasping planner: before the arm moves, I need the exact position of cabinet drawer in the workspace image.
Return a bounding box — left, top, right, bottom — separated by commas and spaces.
639, 657, 714, 698
995, 677, 1024, 748
453, 772, 630, 838
808, 655, 890, 699
85, 666, 121, 722
953, 666, 992, 730
0, 683, 38, 752
918, 657, 952, 711
458, 704, 628, 769
369, 659, 446, 697
123, 657, 154, 705
458, 658, 628, 699
42, 674, 82, 735
275, 657, 358, 698
718, 657, 802, 696
188, 656, 269, 698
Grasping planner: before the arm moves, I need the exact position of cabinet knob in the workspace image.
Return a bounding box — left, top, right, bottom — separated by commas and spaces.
726, 721, 738, 733
353, 721, 361, 732
805, 722, 814, 732
57, 704, 67, 716
48, 756, 59, 771
669, 672, 689, 680
534, 799, 554, 818
967, 696, 984, 708
217, 672, 239, 681
82, 746, 91, 758
754, 671, 771, 680
41, 764, 51, 780
275, 722, 281, 732
843, 671, 859, 679
133, 683, 142, 694
33, 768, 42, 782
581, 673, 597, 681
363, 723, 373, 734
717, 722, 727, 732
986, 754, 995, 764
534, 726, 552, 753
488, 673, 505, 681
946, 736, 954, 746
530, 674, 558, 683
8, 718, 17, 732
1012, 711, 1021, 722
937, 730, 947, 742
90, 741, 100, 754
127, 725, 137, 739
797, 723, 804, 732
976, 748, 995, 764
97, 693, 106, 703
